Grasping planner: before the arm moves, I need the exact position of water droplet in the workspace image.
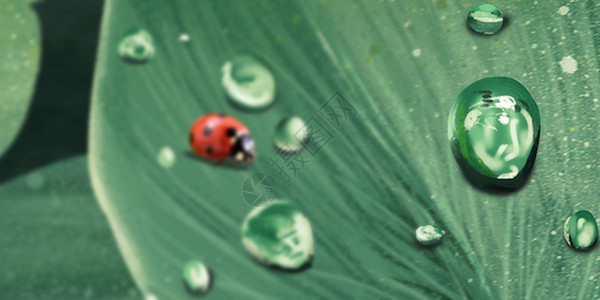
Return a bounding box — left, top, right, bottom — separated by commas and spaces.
145, 294, 159, 300
241, 200, 314, 270
182, 260, 211, 294
157, 146, 176, 168
449, 77, 540, 190
415, 225, 445, 246
118, 29, 155, 63
179, 33, 190, 43
274, 117, 308, 152
559, 56, 578, 74
563, 210, 598, 251
221, 56, 276, 111
467, 4, 503, 35
558, 6, 570, 16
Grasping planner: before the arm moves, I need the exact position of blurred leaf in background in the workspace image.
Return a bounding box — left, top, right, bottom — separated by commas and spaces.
0, 0, 40, 159
90, 0, 600, 299
0, 156, 139, 299
0, 0, 139, 299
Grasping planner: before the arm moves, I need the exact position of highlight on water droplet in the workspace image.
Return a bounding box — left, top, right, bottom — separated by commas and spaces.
416, 225, 445, 246
448, 77, 540, 190
467, 4, 503, 35
182, 260, 211, 295
274, 117, 308, 152
563, 210, 598, 251
221, 55, 276, 111
157, 146, 176, 168
241, 200, 314, 270
117, 28, 155, 63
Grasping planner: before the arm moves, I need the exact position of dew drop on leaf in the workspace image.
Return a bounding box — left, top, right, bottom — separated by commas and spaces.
157, 146, 176, 168
448, 77, 540, 190
117, 28, 155, 63
274, 117, 308, 152
179, 33, 190, 43
563, 210, 598, 251
182, 260, 211, 294
221, 56, 276, 111
467, 4, 503, 35
416, 225, 445, 246
241, 200, 314, 270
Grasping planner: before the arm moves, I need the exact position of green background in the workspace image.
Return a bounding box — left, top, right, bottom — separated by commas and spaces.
3, 0, 600, 299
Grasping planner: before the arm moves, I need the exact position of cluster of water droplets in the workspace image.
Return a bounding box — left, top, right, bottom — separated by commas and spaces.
113, 4, 600, 297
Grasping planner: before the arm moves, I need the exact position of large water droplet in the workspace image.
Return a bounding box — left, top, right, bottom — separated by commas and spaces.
221, 56, 276, 111
241, 200, 314, 270
118, 29, 155, 63
274, 117, 308, 152
449, 77, 540, 190
157, 146, 176, 168
416, 225, 445, 246
182, 260, 211, 294
564, 210, 598, 251
467, 4, 503, 35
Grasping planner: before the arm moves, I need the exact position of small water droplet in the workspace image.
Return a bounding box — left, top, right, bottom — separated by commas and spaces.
415, 225, 445, 246
467, 4, 503, 35
241, 200, 314, 270
157, 146, 176, 168
449, 77, 540, 190
179, 33, 190, 43
145, 294, 159, 300
558, 6, 570, 16
118, 29, 155, 63
274, 117, 308, 152
182, 260, 211, 294
221, 56, 276, 111
563, 210, 598, 251
559, 56, 578, 74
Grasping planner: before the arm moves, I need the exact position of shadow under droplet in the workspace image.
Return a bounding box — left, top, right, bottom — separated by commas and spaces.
183, 151, 250, 170
0, 0, 104, 185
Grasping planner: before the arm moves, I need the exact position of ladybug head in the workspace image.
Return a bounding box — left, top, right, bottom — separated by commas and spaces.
230, 134, 255, 163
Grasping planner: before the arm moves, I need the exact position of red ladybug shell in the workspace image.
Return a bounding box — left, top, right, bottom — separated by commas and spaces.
189, 113, 250, 162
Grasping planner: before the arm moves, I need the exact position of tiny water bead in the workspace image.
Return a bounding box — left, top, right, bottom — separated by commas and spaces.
273, 117, 308, 152
182, 260, 211, 294
179, 33, 190, 43
448, 77, 540, 190
241, 200, 314, 270
157, 146, 176, 168
416, 225, 445, 246
467, 4, 503, 35
221, 56, 276, 111
117, 29, 155, 63
563, 210, 598, 251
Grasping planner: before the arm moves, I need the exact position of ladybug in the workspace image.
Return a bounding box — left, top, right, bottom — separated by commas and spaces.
189, 113, 255, 163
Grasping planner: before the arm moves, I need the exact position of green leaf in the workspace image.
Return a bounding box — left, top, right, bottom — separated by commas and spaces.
0, 0, 41, 157
90, 0, 600, 298
0, 156, 139, 299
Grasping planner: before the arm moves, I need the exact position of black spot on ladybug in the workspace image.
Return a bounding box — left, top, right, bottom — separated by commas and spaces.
219, 113, 227, 118
204, 125, 213, 137
225, 127, 236, 137
189, 132, 194, 144
206, 147, 213, 154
